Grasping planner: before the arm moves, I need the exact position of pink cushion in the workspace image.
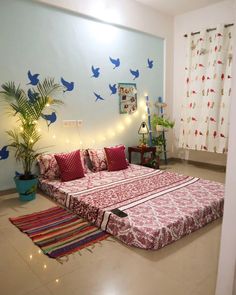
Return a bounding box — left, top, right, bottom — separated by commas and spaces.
88, 148, 107, 172
37, 154, 60, 180
104, 145, 128, 171
38, 150, 88, 179
54, 150, 85, 182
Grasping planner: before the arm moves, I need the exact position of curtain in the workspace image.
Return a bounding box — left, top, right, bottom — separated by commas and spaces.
179, 24, 233, 153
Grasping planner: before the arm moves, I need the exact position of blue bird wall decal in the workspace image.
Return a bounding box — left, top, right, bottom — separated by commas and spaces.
0, 145, 9, 160
27, 70, 40, 85
27, 89, 39, 103
130, 69, 139, 80
41, 112, 57, 127
94, 92, 104, 102
61, 77, 74, 92
91, 66, 100, 78
109, 57, 120, 69
147, 58, 154, 69
109, 84, 117, 95
15, 171, 23, 177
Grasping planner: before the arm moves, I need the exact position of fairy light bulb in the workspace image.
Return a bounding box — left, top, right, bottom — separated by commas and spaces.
43, 264, 47, 269
30, 139, 34, 143
125, 117, 132, 125
55, 279, 59, 283
29, 254, 33, 260
52, 134, 56, 139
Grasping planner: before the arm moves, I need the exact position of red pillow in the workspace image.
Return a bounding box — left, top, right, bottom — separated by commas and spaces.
54, 150, 85, 182
104, 145, 128, 171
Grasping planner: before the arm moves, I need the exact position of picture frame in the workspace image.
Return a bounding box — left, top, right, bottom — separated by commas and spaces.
118, 83, 137, 114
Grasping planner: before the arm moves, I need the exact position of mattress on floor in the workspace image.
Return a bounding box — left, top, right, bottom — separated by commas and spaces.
39, 164, 224, 250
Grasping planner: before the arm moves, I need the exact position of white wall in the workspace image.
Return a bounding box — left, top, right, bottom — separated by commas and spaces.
0, 0, 166, 190
37, 0, 174, 116
173, 0, 234, 165
215, 3, 236, 293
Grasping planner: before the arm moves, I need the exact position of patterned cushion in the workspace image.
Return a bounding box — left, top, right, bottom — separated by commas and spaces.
38, 150, 88, 180
37, 154, 60, 180
104, 145, 128, 171
54, 150, 85, 182
87, 148, 107, 172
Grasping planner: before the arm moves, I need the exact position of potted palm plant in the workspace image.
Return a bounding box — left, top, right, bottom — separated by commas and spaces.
0, 78, 64, 201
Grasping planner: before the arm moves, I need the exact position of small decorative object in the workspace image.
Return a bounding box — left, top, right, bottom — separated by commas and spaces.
0, 77, 64, 201
118, 83, 137, 114
138, 122, 149, 147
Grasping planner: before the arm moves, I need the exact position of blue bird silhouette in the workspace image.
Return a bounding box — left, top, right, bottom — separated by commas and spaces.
109, 57, 120, 69
41, 112, 57, 127
15, 171, 22, 177
61, 77, 74, 92
91, 66, 100, 78
130, 69, 139, 80
109, 84, 117, 95
147, 58, 154, 69
94, 92, 104, 102
27, 89, 39, 103
27, 70, 40, 85
0, 145, 9, 160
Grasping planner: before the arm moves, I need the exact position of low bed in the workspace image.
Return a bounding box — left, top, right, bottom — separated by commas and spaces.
39, 164, 224, 250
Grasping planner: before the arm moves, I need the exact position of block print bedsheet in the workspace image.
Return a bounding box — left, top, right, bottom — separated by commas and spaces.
39, 164, 224, 250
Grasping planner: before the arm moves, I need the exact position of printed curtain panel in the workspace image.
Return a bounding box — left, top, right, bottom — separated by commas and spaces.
179, 24, 233, 153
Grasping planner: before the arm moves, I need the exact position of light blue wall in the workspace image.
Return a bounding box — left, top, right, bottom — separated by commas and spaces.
0, 0, 164, 190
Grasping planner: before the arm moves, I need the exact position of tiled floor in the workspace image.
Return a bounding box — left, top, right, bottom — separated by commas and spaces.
0, 163, 225, 295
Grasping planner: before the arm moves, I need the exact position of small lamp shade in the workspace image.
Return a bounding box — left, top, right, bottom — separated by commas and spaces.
138, 122, 149, 134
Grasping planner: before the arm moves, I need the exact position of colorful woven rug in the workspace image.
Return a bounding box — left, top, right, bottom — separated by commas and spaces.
9, 206, 110, 259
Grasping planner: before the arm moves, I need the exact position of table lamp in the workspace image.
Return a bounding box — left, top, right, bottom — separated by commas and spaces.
138, 121, 149, 146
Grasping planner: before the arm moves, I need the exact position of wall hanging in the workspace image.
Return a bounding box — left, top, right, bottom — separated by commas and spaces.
118, 83, 137, 114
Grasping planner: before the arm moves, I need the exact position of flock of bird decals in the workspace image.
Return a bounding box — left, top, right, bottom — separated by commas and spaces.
0, 56, 155, 160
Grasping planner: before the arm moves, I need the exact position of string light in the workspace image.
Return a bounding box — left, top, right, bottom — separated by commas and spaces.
43, 264, 47, 269
125, 117, 132, 125
52, 134, 56, 139
37, 128, 41, 132
38, 250, 42, 254
29, 254, 33, 260
30, 138, 34, 143
133, 110, 139, 117
142, 113, 147, 120
55, 279, 59, 283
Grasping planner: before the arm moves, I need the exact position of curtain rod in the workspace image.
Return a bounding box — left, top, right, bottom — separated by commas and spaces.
184, 23, 234, 37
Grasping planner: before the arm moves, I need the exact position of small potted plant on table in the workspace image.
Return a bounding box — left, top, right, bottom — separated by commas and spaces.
0, 78, 63, 201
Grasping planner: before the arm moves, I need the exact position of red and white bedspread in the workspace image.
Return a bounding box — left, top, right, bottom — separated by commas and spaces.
39, 164, 224, 250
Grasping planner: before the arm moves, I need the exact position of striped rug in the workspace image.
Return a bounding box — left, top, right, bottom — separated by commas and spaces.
9, 206, 110, 259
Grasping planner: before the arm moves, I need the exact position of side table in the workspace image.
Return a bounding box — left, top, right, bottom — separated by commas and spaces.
128, 146, 159, 169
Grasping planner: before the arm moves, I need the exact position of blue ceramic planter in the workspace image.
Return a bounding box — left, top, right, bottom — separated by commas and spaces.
14, 176, 38, 201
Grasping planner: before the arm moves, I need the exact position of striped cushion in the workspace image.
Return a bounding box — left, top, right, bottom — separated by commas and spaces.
104, 145, 128, 171
55, 150, 85, 182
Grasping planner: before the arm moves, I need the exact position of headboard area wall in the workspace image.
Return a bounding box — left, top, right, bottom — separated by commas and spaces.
0, 0, 164, 190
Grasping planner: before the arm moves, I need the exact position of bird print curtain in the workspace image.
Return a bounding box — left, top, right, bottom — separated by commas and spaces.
179, 24, 233, 153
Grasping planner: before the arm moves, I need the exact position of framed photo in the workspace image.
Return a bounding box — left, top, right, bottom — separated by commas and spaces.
118, 83, 137, 114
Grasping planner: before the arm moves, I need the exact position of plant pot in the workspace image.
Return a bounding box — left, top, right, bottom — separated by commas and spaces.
14, 176, 38, 201
156, 125, 164, 132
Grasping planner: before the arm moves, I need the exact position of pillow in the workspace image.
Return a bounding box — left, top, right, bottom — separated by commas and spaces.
54, 150, 85, 182
87, 148, 107, 172
37, 154, 60, 180
104, 145, 128, 171
38, 150, 88, 180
